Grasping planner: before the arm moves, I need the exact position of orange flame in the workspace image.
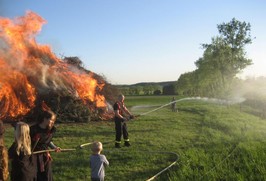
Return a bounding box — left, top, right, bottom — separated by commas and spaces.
67, 72, 106, 107
0, 11, 107, 120
0, 58, 36, 119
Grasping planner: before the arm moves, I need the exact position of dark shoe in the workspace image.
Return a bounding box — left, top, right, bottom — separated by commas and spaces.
124, 141, 131, 147
115, 143, 121, 148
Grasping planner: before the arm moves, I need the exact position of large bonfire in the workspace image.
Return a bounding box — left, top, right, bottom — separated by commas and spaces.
0, 11, 118, 123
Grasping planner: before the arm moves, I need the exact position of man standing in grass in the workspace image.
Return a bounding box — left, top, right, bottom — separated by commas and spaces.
113, 94, 134, 148
171, 97, 178, 112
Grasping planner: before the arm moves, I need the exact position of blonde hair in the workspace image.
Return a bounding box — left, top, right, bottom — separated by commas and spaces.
15, 122, 31, 155
91, 141, 103, 154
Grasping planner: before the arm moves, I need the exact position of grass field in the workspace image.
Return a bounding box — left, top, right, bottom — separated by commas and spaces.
3, 95, 266, 180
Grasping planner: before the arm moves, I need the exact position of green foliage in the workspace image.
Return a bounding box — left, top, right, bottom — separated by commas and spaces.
176, 18, 253, 98
175, 71, 197, 96
162, 84, 175, 95
217, 18, 252, 49
153, 89, 162, 95
4, 96, 266, 180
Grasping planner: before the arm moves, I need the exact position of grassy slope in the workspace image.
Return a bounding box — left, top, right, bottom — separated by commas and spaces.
3, 96, 266, 180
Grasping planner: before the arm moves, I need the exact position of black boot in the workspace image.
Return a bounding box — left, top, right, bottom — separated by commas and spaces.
115, 143, 121, 148
124, 141, 131, 147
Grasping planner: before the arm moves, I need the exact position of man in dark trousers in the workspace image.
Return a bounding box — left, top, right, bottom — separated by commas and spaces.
113, 94, 134, 148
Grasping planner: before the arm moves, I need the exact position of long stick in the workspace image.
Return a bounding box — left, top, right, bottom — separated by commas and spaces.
79, 140, 113, 149
32, 148, 76, 154
79, 142, 93, 148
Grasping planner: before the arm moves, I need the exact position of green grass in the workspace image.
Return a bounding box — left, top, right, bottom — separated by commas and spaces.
3, 96, 266, 180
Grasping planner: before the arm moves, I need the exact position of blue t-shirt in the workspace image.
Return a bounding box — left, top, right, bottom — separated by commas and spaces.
90, 154, 109, 180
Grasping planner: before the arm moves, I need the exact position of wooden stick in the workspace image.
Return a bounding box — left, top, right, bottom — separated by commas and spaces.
79, 142, 93, 148
79, 140, 113, 149
32, 148, 76, 154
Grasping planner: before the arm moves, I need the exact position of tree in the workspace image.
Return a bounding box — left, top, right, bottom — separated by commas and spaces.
193, 18, 253, 96
153, 89, 162, 95
143, 85, 153, 95
217, 18, 252, 49
163, 84, 175, 95
175, 71, 199, 96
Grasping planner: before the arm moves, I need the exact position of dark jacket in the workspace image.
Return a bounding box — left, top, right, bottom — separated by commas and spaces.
8, 143, 37, 181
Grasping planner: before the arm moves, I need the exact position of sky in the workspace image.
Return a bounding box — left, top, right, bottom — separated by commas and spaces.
1, 0, 265, 85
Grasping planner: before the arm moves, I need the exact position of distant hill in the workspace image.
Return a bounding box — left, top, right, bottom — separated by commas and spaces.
115, 81, 177, 95
116, 81, 176, 87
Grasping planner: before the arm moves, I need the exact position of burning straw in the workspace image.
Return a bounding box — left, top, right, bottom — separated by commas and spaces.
0, 11, 117, 123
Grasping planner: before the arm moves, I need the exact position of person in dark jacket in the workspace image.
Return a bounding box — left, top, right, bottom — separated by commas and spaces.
30, 108, 61, 181
8, 122, 37, 181
113, 94, 134, 148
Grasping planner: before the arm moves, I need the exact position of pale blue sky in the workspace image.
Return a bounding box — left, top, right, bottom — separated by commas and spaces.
1, 0, 265, 84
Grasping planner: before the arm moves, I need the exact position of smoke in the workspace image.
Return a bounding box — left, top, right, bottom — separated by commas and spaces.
231, 77, 266, 100
133, 78, 266, 117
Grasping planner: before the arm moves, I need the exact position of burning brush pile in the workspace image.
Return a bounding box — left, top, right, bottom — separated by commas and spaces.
0, 11, 119, 123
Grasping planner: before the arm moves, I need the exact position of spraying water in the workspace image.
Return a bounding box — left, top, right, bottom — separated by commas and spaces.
138, 97, 246, 116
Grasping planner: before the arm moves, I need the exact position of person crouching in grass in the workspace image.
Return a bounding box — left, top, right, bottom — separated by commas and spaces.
89, 141, 109, 181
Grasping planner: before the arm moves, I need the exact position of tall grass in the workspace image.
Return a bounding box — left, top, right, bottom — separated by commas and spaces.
3, 96, 266, 180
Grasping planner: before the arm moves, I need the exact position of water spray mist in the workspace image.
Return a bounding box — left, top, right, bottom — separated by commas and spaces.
137, 97, 246, 116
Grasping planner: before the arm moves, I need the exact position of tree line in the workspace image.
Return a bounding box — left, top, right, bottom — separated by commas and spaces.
116, 81, 176, 95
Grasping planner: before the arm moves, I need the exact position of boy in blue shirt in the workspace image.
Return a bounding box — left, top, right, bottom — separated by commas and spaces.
89, 141, 109, 181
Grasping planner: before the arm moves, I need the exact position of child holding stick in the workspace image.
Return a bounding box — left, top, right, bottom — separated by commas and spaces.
89, 141, 109, 181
